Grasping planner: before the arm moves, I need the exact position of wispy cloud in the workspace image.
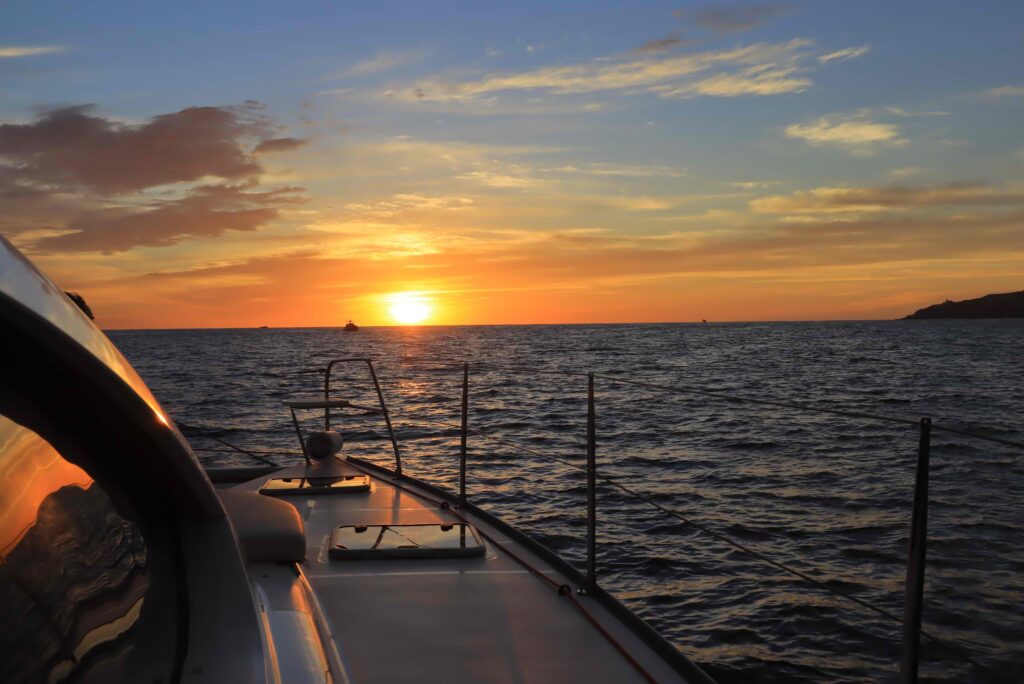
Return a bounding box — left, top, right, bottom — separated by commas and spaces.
99, 185, 1024, 325
732, 180, 780, 189
457, 170, 538, 189
750, 182, 1024, 215
978, 84, 1024, 99
548, 163, 686, 178
254, 137, 309, 153
888, 166, 923, 179
818, 44, 870, 63
388, 39, 813, 103
632, 35, 694, 54
0, 45, 65, 58
785, 112, 907, 155
685, 4, 790, 33
883, 105, 948, 117
342, 49, 426, 78
340, 193, 474, 219
651, 64, 809, 97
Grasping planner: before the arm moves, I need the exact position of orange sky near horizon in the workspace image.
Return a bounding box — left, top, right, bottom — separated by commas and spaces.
45, 247, 1024, 329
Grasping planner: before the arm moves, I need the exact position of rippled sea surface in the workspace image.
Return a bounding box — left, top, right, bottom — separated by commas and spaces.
109, 322, 1024, 683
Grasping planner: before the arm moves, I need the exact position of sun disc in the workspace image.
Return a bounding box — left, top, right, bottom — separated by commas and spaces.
388, 294, 432, 325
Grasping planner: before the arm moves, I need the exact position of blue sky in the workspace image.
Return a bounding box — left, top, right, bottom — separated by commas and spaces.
2, 1, 1024, 326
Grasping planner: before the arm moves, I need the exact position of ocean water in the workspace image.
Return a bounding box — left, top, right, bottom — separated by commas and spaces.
109, 321, 1024, 683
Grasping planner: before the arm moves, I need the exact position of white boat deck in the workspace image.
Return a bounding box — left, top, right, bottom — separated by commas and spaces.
226, 456, 696, 683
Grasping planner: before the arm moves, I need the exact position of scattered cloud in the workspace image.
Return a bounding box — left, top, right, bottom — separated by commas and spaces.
96, 191, 1024, 326
686, 4, 790, 33
0, 104, 275, 193
818, 45, 870, 64
0, 45, 65, 58
0, 103, 304, 253
784, 112, 907, 155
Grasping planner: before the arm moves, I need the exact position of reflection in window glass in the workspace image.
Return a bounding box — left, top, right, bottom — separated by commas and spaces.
0, 415, 165, 683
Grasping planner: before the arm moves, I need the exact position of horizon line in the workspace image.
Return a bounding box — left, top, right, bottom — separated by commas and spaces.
101, 317, 938, 332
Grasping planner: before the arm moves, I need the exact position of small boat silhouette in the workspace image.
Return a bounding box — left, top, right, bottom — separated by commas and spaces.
343, 320, 359, 332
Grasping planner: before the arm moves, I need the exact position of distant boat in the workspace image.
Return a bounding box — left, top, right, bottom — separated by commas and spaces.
259, 325, 269, 329
343, 320, 359, 332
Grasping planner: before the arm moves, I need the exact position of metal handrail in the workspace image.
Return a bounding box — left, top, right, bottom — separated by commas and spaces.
584, 372, 597, 595
365, 360, 1020, 680
324, 357, 402, 475
459, 362, 469, 506
901, 418, 931, 683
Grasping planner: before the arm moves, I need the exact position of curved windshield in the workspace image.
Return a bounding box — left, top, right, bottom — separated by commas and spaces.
0, 414, 178, 683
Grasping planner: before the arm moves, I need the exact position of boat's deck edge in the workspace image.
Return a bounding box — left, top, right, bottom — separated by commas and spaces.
341, 455, 715, 684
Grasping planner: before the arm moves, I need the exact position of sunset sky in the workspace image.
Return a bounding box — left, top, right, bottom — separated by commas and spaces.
3, 1, 1023, 327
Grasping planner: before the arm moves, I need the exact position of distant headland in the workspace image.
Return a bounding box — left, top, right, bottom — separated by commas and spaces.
903, 290, 1024, 319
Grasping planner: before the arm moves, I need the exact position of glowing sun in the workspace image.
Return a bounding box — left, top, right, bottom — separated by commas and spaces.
388, 293, 433, 325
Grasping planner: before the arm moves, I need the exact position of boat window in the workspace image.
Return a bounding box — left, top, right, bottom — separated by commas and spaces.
329, 523, 486, 560
0, 413, 179, 684
260, 475, 371, 496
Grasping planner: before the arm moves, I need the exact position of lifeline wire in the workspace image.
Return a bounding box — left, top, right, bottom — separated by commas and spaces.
404, 413, 984, 670
176, 421, 279, 467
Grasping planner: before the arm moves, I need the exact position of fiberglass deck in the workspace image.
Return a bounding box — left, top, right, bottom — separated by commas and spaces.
229, 457, 689, 684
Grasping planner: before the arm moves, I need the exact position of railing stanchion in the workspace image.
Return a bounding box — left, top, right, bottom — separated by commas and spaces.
459, 362, 469, 507
584, 372, 597, 594
900, 416, 932, 683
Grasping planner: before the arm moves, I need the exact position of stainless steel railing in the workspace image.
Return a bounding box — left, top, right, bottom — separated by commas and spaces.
359, 359, 1021, 682
324, 357, 403, 475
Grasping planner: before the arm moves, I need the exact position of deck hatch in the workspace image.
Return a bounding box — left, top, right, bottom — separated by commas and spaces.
259, 475, 371, 496
328, 523, 485, 560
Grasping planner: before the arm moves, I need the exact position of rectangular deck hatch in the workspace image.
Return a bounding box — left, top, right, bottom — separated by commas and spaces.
259, 475, 371, 496
328, 523, 485, 560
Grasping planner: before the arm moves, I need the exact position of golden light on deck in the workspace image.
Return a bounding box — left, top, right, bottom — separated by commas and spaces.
388, 292, 433, 325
